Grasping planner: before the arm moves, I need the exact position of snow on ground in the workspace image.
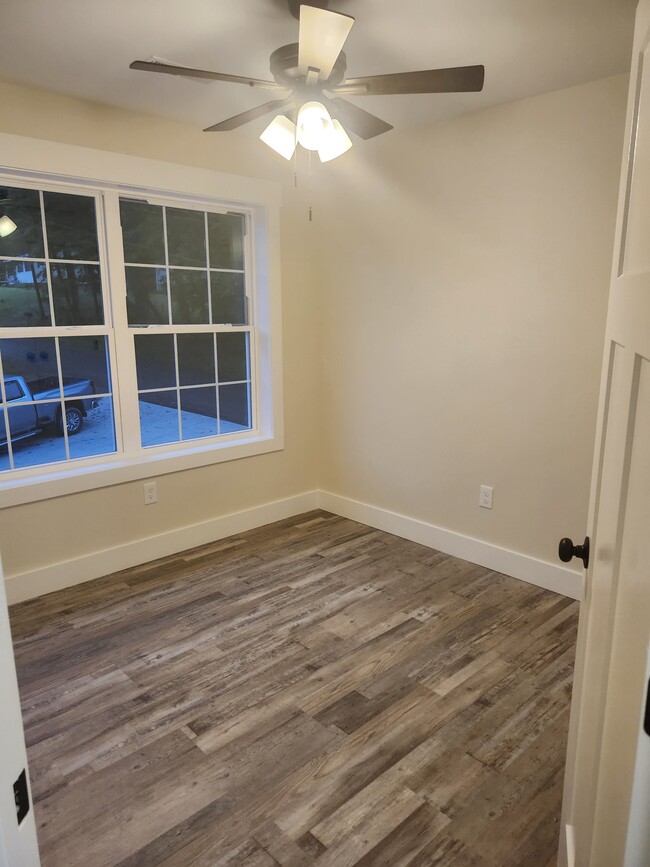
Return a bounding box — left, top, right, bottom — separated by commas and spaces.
0, 398, 248, 472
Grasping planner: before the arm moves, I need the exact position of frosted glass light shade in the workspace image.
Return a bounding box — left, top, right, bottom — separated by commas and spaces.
0, 215, 17, 238
260, 115, 297, 160
318, 119, 352, 162
296, 101, 333, 151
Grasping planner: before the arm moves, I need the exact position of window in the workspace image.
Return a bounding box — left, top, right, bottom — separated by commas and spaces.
0, 164, 280, 502
120, 198, 253, 448
0, 185, 117, 473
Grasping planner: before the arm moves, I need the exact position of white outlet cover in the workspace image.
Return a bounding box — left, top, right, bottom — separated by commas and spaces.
479, 485, 493, 509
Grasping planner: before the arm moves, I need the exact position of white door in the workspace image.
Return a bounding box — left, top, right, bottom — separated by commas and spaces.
560, 1, 650, 864
0, 556, 40, 866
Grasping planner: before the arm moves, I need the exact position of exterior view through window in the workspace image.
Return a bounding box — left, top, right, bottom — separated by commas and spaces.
0, 182, 255, 476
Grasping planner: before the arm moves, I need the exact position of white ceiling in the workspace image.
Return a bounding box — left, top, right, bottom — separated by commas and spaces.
0, 0, 637, 138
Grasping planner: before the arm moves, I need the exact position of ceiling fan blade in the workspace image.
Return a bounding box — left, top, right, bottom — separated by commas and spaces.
330, 65, 485, 96
130, 60, 281, 91
298, 6, 354, 81
203, 98, 293, 132
322, 97, 393, 140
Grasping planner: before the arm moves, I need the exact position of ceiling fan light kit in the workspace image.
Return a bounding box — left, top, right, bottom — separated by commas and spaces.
260, 102, 353, 163
130, 3, 485, 165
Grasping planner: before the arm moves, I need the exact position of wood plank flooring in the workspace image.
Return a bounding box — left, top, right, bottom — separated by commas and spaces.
9, 511, 579, 866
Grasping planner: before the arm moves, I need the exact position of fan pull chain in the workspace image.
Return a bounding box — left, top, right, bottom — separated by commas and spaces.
289, 142, 314, 222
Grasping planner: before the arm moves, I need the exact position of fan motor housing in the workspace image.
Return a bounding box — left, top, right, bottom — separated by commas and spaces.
270, 43, 347, 89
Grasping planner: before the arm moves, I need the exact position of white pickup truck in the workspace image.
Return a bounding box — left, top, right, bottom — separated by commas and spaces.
1, 375, 97, 444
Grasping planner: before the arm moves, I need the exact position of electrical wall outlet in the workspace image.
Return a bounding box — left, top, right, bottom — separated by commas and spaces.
479, 485, 493, 509
143, 481, 158, 505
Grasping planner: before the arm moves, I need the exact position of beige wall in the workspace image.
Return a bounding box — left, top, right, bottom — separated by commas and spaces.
314, 74, 628, 565
0, 73, 628, 586
0, 80, 321, 580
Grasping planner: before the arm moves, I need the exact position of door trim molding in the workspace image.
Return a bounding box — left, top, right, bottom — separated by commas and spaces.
4, 489, 583, 604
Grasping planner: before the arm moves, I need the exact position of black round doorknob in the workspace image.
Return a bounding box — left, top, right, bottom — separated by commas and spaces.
558, 536, 590, 569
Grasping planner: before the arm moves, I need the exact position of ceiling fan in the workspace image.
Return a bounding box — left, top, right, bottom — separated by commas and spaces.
130, 1, 485, 162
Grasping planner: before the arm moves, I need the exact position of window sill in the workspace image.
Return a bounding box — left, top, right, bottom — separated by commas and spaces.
0, 431, 283, 508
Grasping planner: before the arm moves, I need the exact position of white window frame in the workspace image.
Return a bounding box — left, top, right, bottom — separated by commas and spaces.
0, 133, 284, 508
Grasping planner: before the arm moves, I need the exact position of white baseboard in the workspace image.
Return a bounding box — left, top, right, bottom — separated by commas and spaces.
5, 488, 583, 604
5, 490, 320, 605
319, 491, 583, 601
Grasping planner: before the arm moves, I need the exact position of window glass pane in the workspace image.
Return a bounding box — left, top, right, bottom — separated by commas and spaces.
126, 267, 168, 325
5, 402, 40, 442
219, 383, 251, 430
210, 272, 246, 325
51, 264, 104, 326
135, 334, 176, 390
177, 333, 215, 386
59, 336, 110, 396
217, 332, 249, 382
10, 411, 68, 470
0, 337, 58, 383
167, 207, 206, 267
0, 186, 44, 259
138, 392, 179, 447
208, 213, 244, 270
120, 200, 165, 265
170, 270, 208, 324
0, 260, 51, 327
43, 192, 99, 261
67, 398, 116, 460
180, 388, 218, 440
4, 380, 24, 401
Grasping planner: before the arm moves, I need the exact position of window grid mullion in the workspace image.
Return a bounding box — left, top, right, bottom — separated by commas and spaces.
0, 256, 101, 267
52, 336, 71, 461
126, 325, 252, 334
37, 189, 57, 328
173, 334, 182, 442
204, 212, 213, 326
0, 353, 16, 471
162, 206, 172, 326
214, 333, 221, 436
121, 261, 245, 277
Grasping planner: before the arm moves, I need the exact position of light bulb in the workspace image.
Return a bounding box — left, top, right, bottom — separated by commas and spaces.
296, 101, 333, 151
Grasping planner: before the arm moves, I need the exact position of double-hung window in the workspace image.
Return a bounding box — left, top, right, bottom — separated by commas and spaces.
0, 184, 117, 471
0, 161, 280, 502
121, 196, 253, 448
